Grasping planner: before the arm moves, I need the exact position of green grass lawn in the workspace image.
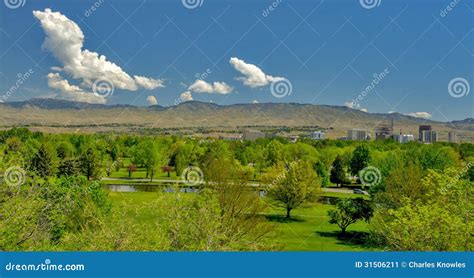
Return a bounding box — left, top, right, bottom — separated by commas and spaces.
108, 191, 376, 251
266, 203, 374, 251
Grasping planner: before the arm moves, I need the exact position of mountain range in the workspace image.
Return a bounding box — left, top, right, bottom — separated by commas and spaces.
0, 98, 472, 141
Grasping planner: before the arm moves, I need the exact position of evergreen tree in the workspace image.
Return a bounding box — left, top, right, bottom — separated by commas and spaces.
79, 147, 101, 180
330, 155, 347, 186
30, 144, 56, 178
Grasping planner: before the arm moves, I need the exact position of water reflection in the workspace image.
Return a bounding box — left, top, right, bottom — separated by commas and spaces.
107, 185, 341, 204
107, 184, 200, 193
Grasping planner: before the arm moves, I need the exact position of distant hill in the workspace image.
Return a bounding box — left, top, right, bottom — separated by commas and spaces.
0, 99, 473, 141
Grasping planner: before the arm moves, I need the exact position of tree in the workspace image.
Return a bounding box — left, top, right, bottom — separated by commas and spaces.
141, 141, 161, 181
30, 144, 56, 178
330, 155, 347, 186
328, 197, 373, 234
267, 160, 321, 218
370, 168, 472, 251
350, 144, 371, 177
314, 160, 330, 187
79, 147, 101, 180
264, 140, 283, 167
58, 158, 78, 177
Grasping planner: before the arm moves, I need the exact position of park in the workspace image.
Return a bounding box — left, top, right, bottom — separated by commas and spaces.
0, 127, 472, 251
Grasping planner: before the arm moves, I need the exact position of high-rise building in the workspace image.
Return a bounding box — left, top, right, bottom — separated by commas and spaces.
375, 125, 393, 140
431, 131, 438, 143
375, 120, 394, 140
310, 131, 325, 140
419, 125, 432, 142
348, 129, 367, 141
420, 129, 438, 144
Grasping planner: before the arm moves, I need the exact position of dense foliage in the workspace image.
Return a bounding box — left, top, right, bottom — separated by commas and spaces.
0, 127, 472, 251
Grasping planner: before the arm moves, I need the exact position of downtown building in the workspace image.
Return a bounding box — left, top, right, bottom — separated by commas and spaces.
348, 129, 368, 141
419, 125, 438, 143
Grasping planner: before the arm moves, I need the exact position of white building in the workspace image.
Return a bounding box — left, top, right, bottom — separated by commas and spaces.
393, 134, 415, 143
421, 130, 438, 144
348, 129, 368, 141
310, 131, 325, 140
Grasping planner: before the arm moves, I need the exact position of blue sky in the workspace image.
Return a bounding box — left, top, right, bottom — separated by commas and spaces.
0, 0, 472, 121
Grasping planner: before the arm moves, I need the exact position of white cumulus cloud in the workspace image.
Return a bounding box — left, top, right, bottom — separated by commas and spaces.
47, 73, 106, 104
180, 91, 193, 102
405, 112, 432, 119
33, 9, 163, 103
188, 79, 233, 94
229, 57, 283, 88
146, 95, 158, 105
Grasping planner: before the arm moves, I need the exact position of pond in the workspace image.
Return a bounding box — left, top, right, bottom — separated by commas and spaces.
107, 184, 200, 193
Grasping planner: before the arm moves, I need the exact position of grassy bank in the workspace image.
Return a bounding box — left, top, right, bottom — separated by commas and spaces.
108, 191, 375, 251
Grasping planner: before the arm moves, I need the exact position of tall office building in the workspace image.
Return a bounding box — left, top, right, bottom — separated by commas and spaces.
420, 129, 438, 144
419, 125, 432, 143
348, 129, 367, 141
375, 119, 394, 140
310, 131, 325, 140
